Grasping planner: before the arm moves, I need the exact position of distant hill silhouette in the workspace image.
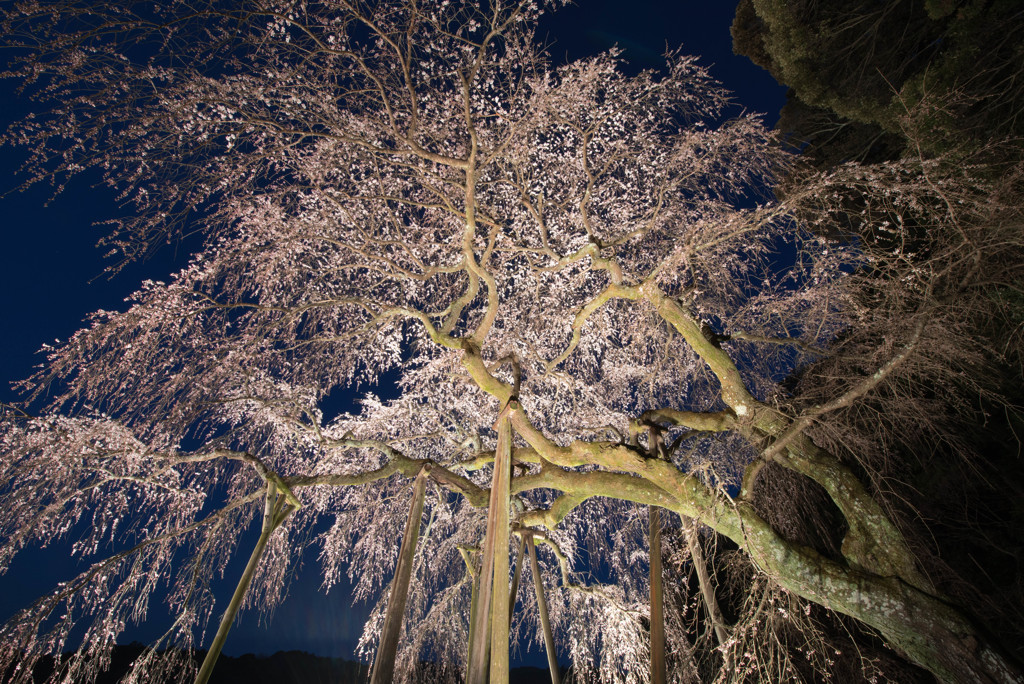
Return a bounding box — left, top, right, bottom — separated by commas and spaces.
14, 644, 560, 683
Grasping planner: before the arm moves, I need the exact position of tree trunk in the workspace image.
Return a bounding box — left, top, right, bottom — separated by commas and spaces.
509, 377, 1024, 682
369, 467, 429, 684
734, 508, 1024, 684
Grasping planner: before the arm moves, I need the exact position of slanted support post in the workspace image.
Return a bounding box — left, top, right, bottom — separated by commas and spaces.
195, 482, 294, 684
527, 533, 561, 684
461, 546, 481, 675
509, 534, 527, 628
369, 466, 430, 684
649, 506, 666, 684
646, 425, 667, 684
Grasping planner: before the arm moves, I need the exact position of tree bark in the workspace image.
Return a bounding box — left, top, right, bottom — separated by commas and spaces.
491, 354, 1024, 684
734, 505, 1024, 684
514, 442, 1024, 684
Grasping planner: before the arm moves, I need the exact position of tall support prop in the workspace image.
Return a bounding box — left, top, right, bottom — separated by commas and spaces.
369, 466, 430, 684
527, 534, 561, 684
195, 482, 294, 684
467, 556, 492, 684
488, 400, 515, 683
649, 506, 666, 684
646, 425, 666, 684
509, 535, 527, 628
467, 399, 516, 684
461, 546, 481, 675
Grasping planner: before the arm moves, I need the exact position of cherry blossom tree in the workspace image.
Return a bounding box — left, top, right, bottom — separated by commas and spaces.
2, 1, 1022, 683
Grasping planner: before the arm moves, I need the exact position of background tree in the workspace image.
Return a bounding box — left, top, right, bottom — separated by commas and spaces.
733, 4, 1024, 675
1, 1, 1022, 683
731, 0, 1024, 165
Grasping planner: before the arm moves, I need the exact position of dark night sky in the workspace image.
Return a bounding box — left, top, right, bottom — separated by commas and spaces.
0, 0, 786, 664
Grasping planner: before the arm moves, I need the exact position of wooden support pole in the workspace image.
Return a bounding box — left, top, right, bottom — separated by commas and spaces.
195, 483, 293, 684
645, 425, 666, 684
369, 467, 430, 684
462, 548, 481, 676
527, 534, 560, 684
488, 402, 514, 684
649, 506, 666, 684
509, 535, 526, 628
466, 556, 492, 684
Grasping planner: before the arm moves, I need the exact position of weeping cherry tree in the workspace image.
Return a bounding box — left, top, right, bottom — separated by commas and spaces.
1, 0, 1022, 682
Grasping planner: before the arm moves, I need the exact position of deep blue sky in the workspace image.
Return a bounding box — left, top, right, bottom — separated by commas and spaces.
0, 0, 785, 664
